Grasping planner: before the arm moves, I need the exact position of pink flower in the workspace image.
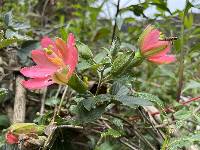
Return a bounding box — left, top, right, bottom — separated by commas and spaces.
5, 132, 18, 144
138, 25, 175, 64
20, 33, 78, 89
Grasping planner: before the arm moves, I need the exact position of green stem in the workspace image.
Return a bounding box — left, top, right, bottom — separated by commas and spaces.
176, 1, 188, 101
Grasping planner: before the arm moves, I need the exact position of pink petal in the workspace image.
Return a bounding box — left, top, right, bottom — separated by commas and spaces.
148, 55, 176, 64
31, 50, 58, 69
22, 77, 54, 89
150, 44, 171, 58
41, 37, 56, 48
142, 28, 160, 50
66, 33, 78, 78
20, 66, 57, 78
40, 37, 60, 56
55, 34, 78, 79
142, 41, 169, 54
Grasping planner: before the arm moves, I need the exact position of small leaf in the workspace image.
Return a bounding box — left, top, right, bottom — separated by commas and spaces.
76, 103, 106, 124
45, 97, 60, 106
92, 27, 110, 42
110, 81, 129, 96
134, 92, 163, 108
110, 37, 120, 59
76, 42, 93, 59
101, 128, 122, 138
4, 11, 13, 26
115, 95, 153, 107
82, 98, 96, 111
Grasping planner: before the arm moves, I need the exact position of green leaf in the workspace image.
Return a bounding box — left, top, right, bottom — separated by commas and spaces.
17, 41, 40, 64
45, 97, 60, 106
168, 132, 200, 150
5, 29, 32, 40
110, 37, 121, 59
76, 103, 106, 124
174, 109, 192, 120
95, 142, 113, 150
184, 13, 193, 29
110, 81, 129, 96
4, 11, 13, 26
101, 128, 122, 138
76, 42, 93, 59
0, 115, 10, 128
184, 1, 193, 16
0, 88, 8, 103
134, 92, 164, 108
115, 95, 153, 107
82, 98, 96, 111
92, 27, 110, 42
68, 74, 88, 93
111, 52, 134, 76
183, 80, 200, 92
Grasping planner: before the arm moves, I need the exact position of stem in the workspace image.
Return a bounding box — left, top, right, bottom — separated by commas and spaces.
40, 87, 47, 116
111, 0, 121, 43
138, 107, 165, 140
57, 85, 68, 116
176, 1, 188, 101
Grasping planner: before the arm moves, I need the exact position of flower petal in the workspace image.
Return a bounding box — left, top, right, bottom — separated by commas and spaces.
55, 34, 78, 79
41, 37, 56, 48
6, 132, 18, 144
142, 41, 169, 55
22, 77, 54, 90
66, 33, 78, 78
148, 55, 176, 64
40, 37, 60, 56
139, 25, 161, 50
31, 49, 58, 69
20, 66, 57, 78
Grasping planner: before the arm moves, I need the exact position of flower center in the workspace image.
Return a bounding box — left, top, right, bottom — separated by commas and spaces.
44, 45, 65, 67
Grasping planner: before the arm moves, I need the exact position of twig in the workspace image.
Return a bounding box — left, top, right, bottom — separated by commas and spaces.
119, 137, 138, 150
40, 87, 47, 116
111, 0, 121, 43
138, 107, 165, 140
57, 85, 68, 115
105, 112, 157, 150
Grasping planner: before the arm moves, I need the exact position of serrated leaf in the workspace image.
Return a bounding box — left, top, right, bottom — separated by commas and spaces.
110, 37, 120, 59
82, 98, 96, 111
174, 109, 192, 120
115, 95, 153, 107
110, 81, 129, 96
134, 92, 164, 108
111, 52, 134, 76
76, 103, 106, 124
76, 42, 93, 59
101, 128, 121, 138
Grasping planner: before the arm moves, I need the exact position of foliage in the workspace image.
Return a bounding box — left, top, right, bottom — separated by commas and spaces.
0, 0, 200, 150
